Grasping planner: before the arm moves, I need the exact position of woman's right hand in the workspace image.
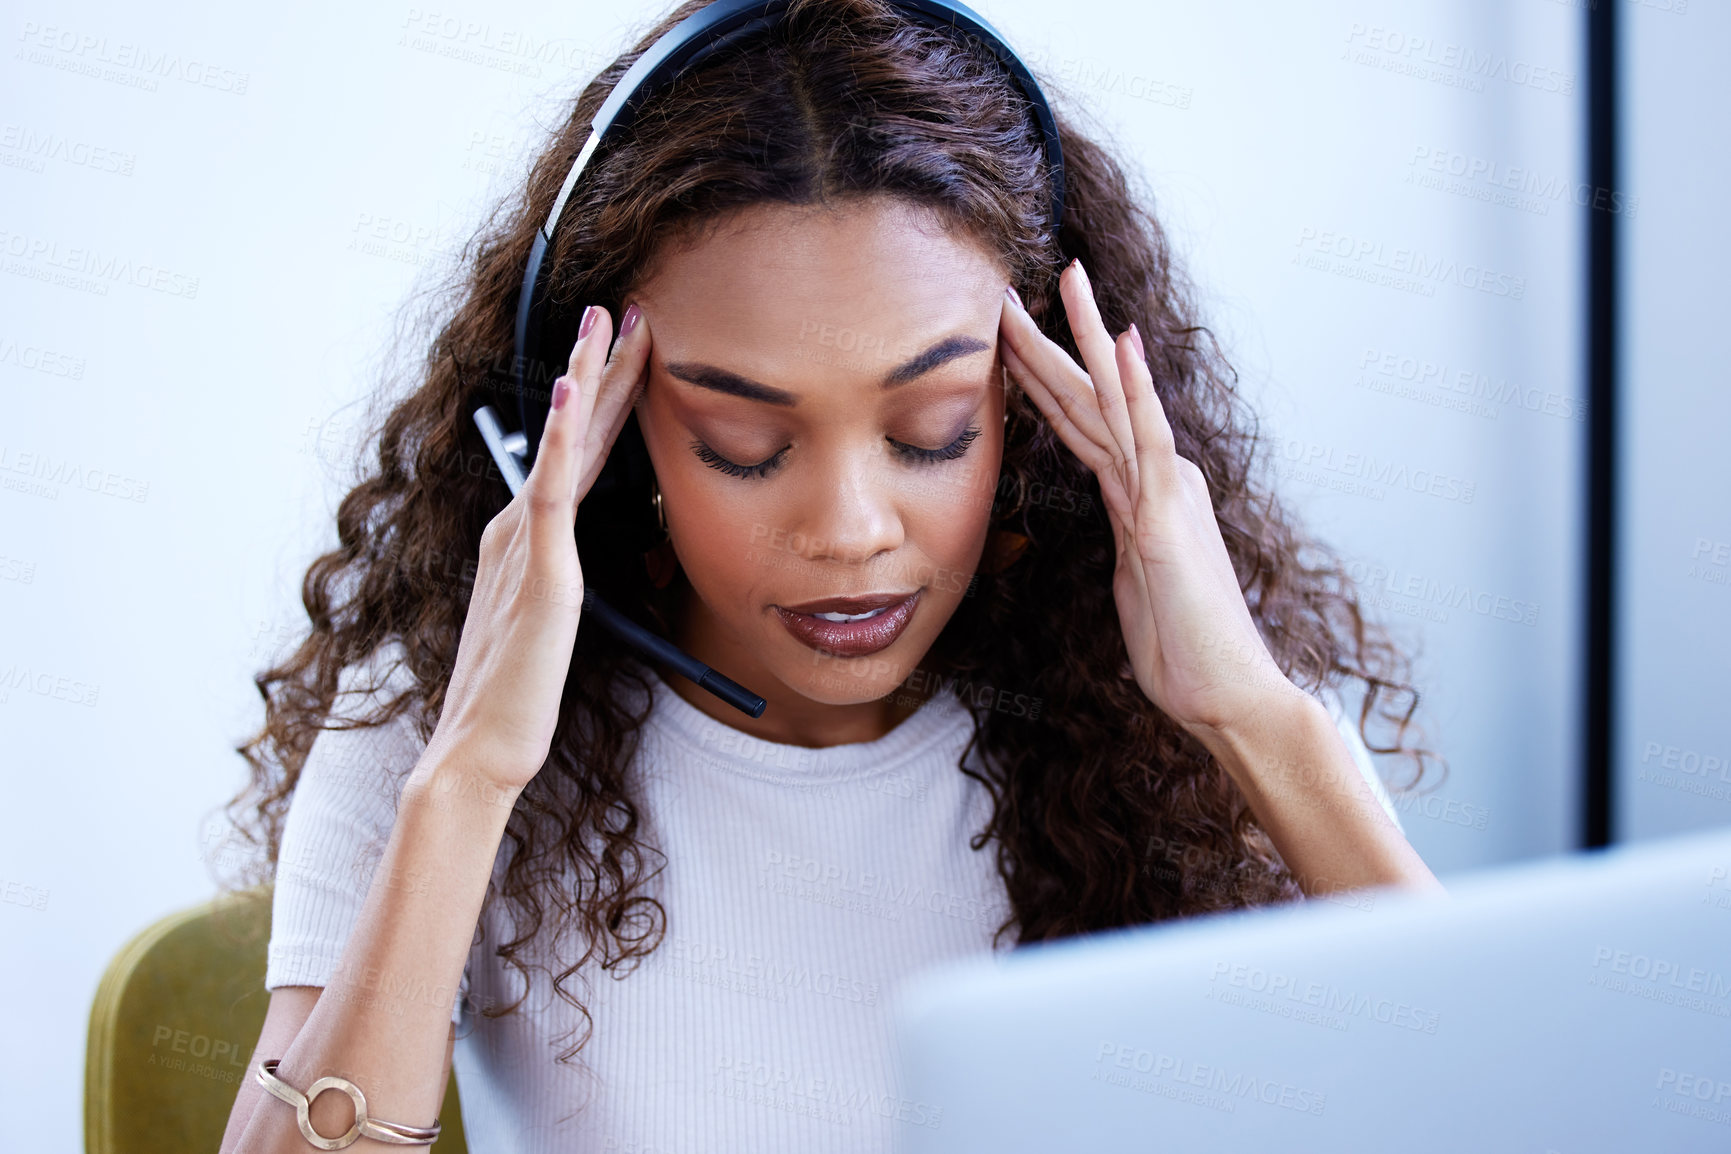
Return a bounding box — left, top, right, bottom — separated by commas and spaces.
421, 301, 652, 794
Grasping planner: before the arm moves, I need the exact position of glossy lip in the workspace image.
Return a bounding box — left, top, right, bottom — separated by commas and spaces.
778, 590, 921, 615
773, 588, 923, 658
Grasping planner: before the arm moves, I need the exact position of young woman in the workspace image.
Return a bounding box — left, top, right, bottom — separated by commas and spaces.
221, 0, 1441, 1149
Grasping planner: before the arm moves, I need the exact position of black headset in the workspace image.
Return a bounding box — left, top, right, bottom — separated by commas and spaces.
473, 0, 1065, 718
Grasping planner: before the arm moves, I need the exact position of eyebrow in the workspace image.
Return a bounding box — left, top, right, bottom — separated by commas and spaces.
664, 333, 992, 407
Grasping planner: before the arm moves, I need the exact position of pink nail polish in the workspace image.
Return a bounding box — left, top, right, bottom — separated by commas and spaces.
1004, 284, 1023, 310
551, 376, 570, 411
622, 303, 641, 335
578, 305, 598, 339
1128, 323, 1145, 358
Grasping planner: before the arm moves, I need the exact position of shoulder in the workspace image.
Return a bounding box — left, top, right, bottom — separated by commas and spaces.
327, 637, 423, 728
273, 638, 434, 899
293, 638, 429, 820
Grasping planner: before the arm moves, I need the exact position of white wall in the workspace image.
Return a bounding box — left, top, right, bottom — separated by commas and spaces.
1618, 0, 1731, 841
0, 0, 1638, 1147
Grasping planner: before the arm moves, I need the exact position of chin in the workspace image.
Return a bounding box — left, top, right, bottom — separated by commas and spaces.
774, 636, 932, 705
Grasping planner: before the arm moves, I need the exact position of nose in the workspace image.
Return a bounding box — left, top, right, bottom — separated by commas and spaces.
794, 440, 906, 566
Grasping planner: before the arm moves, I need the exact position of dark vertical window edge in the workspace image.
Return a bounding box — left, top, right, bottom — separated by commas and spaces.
1583, 0, 1618, 849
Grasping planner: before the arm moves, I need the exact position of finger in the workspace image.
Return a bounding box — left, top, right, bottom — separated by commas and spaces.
1003, 297, 1135, 519
999, 292, 1115, 460
567, 304, 612, 459
577, 302, 652, 501
1002, 338, 1135, 525
1060, 260, 1138, 495
1000, 294, 1134, 518
525, 304, 610, 521
1000, 338, 1095, 471
1116, 322, 1180, 500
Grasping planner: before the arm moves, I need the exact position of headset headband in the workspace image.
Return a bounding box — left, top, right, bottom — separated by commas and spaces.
509, 0, 1065, 466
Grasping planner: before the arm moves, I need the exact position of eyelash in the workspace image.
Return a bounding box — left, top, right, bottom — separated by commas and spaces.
690, 425, 984, 481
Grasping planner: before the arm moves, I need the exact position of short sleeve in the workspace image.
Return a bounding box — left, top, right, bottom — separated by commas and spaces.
264, 641, 469, 1027
1316, 686, 1405, 834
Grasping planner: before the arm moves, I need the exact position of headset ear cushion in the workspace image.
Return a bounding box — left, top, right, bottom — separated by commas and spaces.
585, 413, 646, 499
575, 413, 664, 562
618, 414, 655, 491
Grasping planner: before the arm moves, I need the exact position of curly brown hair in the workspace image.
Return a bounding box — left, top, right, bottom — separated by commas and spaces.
222, 0, 1439, 1064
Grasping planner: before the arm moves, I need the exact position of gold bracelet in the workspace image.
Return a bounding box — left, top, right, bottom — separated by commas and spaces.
255, 1059, 442, 1149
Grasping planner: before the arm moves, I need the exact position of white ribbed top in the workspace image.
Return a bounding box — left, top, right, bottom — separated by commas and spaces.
265, 644, 1400, 1152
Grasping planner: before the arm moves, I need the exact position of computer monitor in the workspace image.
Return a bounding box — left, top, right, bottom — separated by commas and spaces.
892, 827, 1731, 1152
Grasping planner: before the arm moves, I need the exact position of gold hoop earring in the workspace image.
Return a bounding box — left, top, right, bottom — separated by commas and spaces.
649, 476, 668, 540
643, 475, 677, 589
994, 466, 1028, 523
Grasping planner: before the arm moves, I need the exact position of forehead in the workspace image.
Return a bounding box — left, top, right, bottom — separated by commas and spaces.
633, 198, 1006, 354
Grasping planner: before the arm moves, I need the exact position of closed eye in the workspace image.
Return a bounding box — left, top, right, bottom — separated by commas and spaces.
689, 439, 788, 480
689, 424, 984, 481
892, 424, 982, 464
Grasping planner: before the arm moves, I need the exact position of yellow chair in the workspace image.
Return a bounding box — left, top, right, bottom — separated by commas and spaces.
85, 883, 466, 1152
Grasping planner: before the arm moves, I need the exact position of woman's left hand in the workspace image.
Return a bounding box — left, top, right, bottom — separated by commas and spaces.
998, 258, 1303, 739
